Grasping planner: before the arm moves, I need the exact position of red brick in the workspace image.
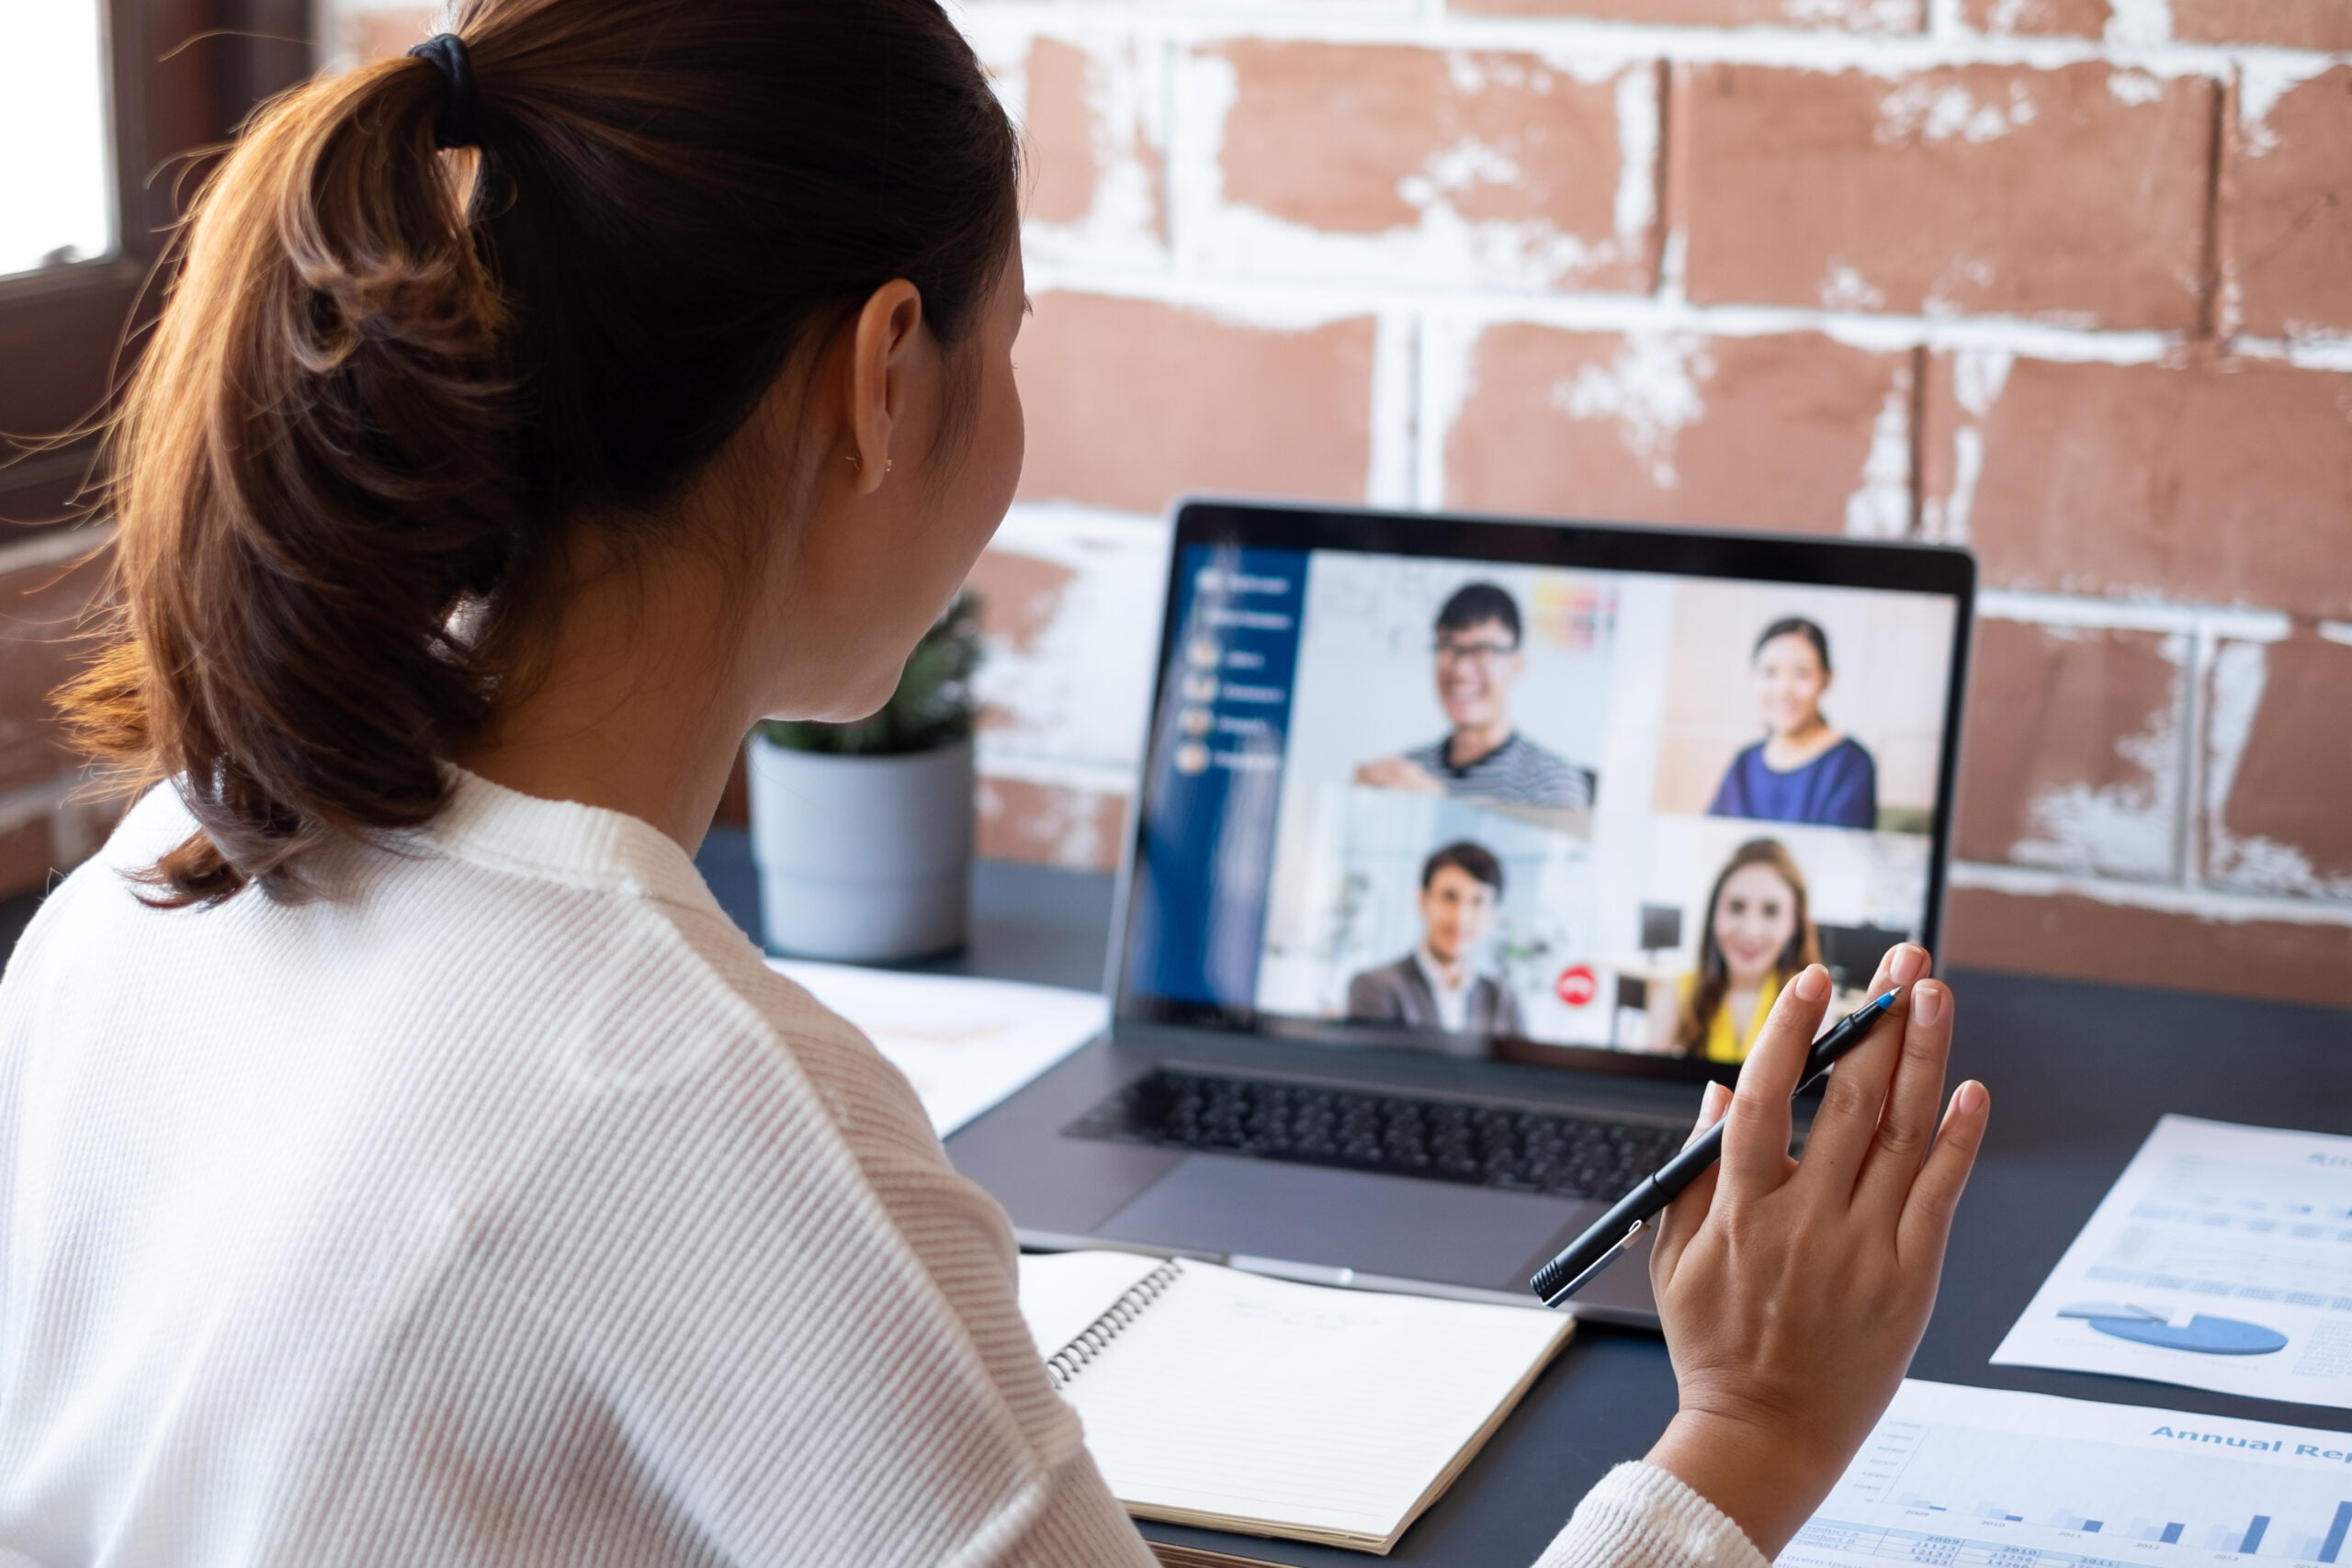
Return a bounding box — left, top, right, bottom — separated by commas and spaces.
1444, 326, 1915, 536
2229, 66, 2352, 339
1015, 292, 1374, 516
2177, 0, 2352, 49
1959, 0, 2110, 32
2204, 632, 2352, 892
1954, 622, 2185, 880
977, 774, 1127, 872
1946, 885, 2352, 1010
967, 545, 1079, 744
1920, 354, 2352, 619
0, 535, 111, 797
1022, 38, 1162, 241
1455, 0, 1922, 27
967, 547, 1076, 662
1024, 39, 1098, 227
1213, 41, 1651, 291
1683, 63, 2214, 330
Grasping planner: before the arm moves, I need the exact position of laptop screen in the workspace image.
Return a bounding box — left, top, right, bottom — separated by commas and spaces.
1115, 504, 1973, 1076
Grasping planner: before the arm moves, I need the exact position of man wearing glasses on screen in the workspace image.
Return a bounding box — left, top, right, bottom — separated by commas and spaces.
1352, 581, 1597, 811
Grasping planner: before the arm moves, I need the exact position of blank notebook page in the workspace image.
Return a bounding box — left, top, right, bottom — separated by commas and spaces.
1016, 1249, 1169, 1363
1016, 1252, 1571, 1551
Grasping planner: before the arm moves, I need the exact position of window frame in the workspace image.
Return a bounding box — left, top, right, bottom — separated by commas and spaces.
0, 0, 312, 530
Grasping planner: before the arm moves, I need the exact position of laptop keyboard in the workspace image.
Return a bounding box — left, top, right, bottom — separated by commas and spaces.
1063, 1067, 1687, 1204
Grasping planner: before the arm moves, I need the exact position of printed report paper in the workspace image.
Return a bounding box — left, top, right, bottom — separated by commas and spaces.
1781, 1381, 2352, 1568
766, 960, 1107, 1136
1993, 1116, 2352, 1410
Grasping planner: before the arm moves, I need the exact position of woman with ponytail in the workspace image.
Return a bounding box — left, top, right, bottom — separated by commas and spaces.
0, 4, 1988, 1563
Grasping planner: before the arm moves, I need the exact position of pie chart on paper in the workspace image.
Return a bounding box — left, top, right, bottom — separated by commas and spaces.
2056, 1302, 2290, 1357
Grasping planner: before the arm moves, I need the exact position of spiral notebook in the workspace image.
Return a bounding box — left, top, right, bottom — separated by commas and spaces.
1016, 1250, 1574, 1555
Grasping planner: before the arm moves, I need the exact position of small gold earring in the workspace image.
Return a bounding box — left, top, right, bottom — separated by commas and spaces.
885, 458, 894, 475
845, 452, 861, 471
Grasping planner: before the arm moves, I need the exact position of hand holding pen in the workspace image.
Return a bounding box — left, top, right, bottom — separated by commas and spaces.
1532, 982, 1912, 1308
1631, 944, 1992, 1561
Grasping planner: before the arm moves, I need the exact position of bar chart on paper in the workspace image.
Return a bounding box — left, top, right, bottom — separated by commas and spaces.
1779, 1382, 2352, 1568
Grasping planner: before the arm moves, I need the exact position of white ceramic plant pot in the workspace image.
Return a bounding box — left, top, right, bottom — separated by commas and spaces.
747, 734, 974, 962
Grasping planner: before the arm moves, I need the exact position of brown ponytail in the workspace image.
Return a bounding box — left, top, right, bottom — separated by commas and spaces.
62, 0, 1021, 905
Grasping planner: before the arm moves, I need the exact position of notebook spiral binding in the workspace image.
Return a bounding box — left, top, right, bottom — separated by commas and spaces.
1044, 1258, 1186, 1390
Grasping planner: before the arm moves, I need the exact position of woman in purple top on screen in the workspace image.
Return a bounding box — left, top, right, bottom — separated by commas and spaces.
1707, 617, 1878, 829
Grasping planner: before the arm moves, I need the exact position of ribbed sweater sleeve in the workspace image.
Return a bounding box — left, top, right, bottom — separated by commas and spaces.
0, 773, 1741, 1568
1534, 1463, 1772, 1568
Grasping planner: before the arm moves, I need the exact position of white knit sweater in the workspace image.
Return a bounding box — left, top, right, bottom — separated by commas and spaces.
0, 773, 1768, 1568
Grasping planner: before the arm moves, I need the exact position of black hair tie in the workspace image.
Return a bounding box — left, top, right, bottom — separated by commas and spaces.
405, 33, 481, 151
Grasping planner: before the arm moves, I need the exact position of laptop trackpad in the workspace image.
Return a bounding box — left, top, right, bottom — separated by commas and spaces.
1094, 1156, 1590, 1292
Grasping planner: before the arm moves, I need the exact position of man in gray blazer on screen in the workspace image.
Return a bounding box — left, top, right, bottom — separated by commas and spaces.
1346, 840, 1525, 1043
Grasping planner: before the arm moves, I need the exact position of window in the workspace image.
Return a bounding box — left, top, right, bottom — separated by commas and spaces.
0, 0, 312, 531
0, 1, 115, 280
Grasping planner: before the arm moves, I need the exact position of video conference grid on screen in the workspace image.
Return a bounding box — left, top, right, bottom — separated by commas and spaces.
1124, 544, 1960, 1066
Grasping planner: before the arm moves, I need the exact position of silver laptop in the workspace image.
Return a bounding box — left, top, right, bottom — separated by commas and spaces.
948, 500, 1973, 1325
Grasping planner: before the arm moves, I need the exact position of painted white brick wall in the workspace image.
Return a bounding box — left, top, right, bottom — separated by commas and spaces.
317, 0, 2352, 977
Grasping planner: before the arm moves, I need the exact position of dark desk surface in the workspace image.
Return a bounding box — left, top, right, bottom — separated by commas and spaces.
705, 832, 2352, 1566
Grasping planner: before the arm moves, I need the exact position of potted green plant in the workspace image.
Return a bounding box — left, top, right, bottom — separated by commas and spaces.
748, 591, 984, 961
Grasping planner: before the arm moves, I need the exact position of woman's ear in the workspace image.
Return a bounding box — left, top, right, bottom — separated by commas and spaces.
844, 279, 926, 497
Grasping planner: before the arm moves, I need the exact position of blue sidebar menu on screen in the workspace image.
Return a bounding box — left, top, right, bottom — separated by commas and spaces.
1129, 545, 1306, 1010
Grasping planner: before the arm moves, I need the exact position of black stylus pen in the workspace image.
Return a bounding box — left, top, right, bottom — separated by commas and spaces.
1528, 985, 1907, 1309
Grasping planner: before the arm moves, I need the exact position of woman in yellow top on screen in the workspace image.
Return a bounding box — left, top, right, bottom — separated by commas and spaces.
1656, 839, 1823, 1063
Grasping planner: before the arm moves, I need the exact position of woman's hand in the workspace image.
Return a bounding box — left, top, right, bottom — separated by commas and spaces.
1642, 944, 1989, 1558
